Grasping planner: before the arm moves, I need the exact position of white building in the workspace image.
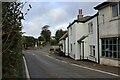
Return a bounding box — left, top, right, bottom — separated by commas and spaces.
59, 32, 68, 56
94, 1, 120, 67
67, 9, 99, 63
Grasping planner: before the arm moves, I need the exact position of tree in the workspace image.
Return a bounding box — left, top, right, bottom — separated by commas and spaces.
41, 25, 51, 43
22, 36, 35, 48
55, 29, 67, 43
2, 1, 32, 78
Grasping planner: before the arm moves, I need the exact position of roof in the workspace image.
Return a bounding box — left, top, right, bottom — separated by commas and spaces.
94, 1, 111, 10
67, 16, 91, 29
59, 32, 68, 41
67, 13, 98, 29
77, 35, 88, 43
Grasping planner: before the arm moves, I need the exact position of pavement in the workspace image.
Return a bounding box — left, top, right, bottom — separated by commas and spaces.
48, 51, 120, 76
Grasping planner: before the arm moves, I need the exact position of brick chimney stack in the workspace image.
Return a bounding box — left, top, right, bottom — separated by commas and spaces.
77, 9, 83, 20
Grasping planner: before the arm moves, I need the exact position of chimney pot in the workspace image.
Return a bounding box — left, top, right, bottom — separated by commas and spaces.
77, 9, 83, 20
79, 9, 82, 15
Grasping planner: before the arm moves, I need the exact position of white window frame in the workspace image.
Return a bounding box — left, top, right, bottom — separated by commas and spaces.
90, 45, 95, 56
88, 22, 93, 34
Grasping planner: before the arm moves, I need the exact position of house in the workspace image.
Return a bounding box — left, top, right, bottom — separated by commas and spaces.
59, 32, 68, 56
78, 13, 100, 63
94, 1, 120, 67
67, 9, 99, 63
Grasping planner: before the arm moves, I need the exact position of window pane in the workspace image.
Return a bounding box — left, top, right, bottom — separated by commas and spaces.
102, 39, 105, 44
110, 45, 112, 50
113, 39, 116, 44
109, 52, 112, 57
106, 51, 108, 57
113, 45, 117, 51
106, 39, 108, 45
110, 39, 112, 44
113, 52, 117, 58
102, 51, 105, 56
102, 45, 105, 50
112, 4, 118, 17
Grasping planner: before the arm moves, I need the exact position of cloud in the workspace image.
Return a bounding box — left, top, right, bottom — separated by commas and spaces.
22, 1, 104, 38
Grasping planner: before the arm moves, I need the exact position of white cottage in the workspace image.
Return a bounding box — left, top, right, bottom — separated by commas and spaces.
67, 9, 99, 63
59, 32, 68, 56
94, 1, 120, 67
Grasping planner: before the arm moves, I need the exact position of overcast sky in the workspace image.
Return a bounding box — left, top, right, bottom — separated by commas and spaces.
21, 0, 106, 38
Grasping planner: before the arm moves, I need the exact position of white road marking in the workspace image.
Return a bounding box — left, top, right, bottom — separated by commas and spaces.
23, 57, 30, 80
32, 54, 35, 56
46, 55, 119, 77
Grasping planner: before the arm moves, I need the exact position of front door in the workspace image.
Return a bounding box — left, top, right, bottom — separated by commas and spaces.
80, 41, 84, 60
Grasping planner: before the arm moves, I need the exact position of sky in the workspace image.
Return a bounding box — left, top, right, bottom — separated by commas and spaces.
21, 0, 106, 38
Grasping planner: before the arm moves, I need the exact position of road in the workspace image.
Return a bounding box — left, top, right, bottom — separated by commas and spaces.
24, 48, 118, 79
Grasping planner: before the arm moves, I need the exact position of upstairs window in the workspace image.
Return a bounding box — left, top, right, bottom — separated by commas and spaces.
70, 27, 72, 35
112, 4, 118, 17
112, 2, 120, 17
88, 22, 93, 34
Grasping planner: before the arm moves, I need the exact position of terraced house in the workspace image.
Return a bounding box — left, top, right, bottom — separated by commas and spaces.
67, 9, 99, 63
94, 1, 120, 67
59, 1, 120, 67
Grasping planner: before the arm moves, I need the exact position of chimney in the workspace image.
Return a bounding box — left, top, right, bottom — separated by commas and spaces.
77, 9, 83, 20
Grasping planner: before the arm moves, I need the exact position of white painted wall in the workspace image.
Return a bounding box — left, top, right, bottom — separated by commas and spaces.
75, 23, 85, 60
98, 3, 120, 67
65, 37, 68, 56
68, 16, 99, 63
68, 22, 85, 60
98, 5, 119, 38
84, 16, 99, 63
59, 40, 64, 52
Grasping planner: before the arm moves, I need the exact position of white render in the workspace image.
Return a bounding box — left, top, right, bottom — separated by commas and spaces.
65, 37, 68, 56
59, 40, 64, 52
96, 2, 120, 67
84, 16, 99, 63
68, 15, 99, 63
98, 6, 119, 38
68, 22, 84, 60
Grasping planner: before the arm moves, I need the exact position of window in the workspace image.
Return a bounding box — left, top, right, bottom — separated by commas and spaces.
112, 4, 118, 17
71, 44, 72, 52
90, 45, 95, 56
112, 2, 120, 17
88, 22, 93, 34
101, 38, 119, 59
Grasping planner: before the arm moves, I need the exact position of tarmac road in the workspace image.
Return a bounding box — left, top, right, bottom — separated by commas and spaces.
24, 49, 118, 79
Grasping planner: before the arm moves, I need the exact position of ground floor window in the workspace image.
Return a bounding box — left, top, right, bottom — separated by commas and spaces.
90, 45, 95, 56
71, 44, 72, 52
101, 38, 119, 59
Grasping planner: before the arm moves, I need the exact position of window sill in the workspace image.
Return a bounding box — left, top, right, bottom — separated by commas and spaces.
100, 56, 120, 61
109, 16, 120, 22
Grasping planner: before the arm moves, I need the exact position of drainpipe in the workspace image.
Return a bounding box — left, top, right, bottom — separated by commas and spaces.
97, 13, 100, 64
68, 30, 69, 56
